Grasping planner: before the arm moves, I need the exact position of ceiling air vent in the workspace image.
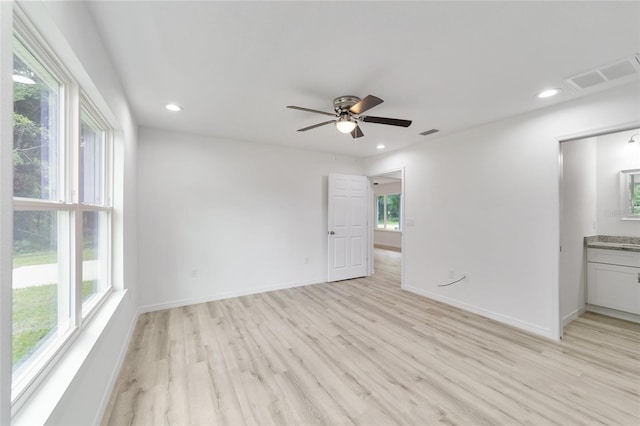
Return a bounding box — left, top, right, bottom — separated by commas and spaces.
570, 72, 606, 89
419, 128, 439, 136
601, 60, 637, 80
566, 55, 640, 90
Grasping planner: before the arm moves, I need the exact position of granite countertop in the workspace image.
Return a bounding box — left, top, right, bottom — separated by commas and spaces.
585, 235, 640, 252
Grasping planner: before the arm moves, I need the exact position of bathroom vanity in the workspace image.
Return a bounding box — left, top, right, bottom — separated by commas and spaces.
585, 236, 640, 321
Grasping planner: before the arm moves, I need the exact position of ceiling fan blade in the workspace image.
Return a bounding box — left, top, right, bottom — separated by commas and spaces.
351, 124, 364, 139
349, 95, 383, 115
297, 120, 335, 132
360, 115, 412, 127
287, 105, 336, 117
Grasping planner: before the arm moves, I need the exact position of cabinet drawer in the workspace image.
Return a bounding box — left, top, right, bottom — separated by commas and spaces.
587, 248, 640, 268
587, 262, 640, 314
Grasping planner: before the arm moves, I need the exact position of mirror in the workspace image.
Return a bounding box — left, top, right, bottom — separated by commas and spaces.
620, 168, 640, 220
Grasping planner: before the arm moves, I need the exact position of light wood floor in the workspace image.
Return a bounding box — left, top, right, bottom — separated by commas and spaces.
103, 249, 640, 425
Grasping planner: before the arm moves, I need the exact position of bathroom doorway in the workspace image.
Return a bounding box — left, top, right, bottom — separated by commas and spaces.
559, 127, 640, 335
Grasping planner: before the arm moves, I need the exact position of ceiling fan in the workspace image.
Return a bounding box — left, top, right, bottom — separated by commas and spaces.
287, 95, 412, 139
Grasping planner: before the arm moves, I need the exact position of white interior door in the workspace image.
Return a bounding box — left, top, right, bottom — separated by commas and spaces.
328, 174, 369, 282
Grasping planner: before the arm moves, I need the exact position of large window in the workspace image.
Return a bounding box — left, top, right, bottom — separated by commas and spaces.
12, 28, 112, 400
376, 194, 401, 231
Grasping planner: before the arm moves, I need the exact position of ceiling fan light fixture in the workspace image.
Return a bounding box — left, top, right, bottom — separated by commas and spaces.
288, 94, 410, 138
335, 116, 357, 134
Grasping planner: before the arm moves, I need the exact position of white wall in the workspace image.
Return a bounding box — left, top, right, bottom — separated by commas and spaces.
137, 127, 362, 310
374, 182, 402, 249
596, 129, 640, 235
364, 83, 640, 339
374, 231, 402, 250
6, 1, 139, 424
560, 138, 597, 325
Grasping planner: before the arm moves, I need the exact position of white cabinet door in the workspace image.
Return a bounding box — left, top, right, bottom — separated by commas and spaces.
587, 262, 640, 314
328, 174, 368, 282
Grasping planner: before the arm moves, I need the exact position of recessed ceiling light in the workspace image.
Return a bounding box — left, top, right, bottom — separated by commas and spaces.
537, 88, 560, 98
13, 75, 35, 85
376, 144, 385, 149
165, 103, 183, 112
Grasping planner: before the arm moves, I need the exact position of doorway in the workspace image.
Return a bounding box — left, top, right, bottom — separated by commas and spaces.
369, 169, 404, 287
559, 126, 640, 335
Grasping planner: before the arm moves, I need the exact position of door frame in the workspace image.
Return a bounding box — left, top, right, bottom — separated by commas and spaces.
556, 120, 640, 340
367, 167, 405, 289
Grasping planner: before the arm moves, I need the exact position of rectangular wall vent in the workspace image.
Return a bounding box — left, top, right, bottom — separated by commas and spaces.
419, 128, 439, 136
565, 55, 640, 90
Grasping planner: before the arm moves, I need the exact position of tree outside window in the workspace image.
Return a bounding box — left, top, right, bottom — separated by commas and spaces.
376, 194, 401, 231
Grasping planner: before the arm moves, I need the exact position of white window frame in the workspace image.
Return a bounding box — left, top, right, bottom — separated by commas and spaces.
620, 169, 640, 220
78, 96, 113, 320
376, 193, 402, 232
11, 11, 113, 408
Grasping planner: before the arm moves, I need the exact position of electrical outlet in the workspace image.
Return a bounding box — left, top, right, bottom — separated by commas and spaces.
191, 269, 198, 278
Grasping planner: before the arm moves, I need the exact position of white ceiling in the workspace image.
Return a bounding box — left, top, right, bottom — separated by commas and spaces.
86, 1, 640, 158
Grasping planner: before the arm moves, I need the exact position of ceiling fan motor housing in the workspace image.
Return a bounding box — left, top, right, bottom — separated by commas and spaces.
333, 96, 361, 114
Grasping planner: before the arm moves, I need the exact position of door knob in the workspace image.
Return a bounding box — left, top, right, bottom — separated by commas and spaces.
328, 231, 335, 235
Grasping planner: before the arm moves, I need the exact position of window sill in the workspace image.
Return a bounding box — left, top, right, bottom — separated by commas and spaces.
11, 289, 128, 425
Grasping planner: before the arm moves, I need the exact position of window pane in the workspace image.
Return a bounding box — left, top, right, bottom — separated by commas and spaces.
80, 116, 105, 205
632, 174, 640, 215
82, 211, 109, 308
377, 196, 385, 228
13, 44, 61, 200
12, 211, 71, 376
386, 194, 401, 230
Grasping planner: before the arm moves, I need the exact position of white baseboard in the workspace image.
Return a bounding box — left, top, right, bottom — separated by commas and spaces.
92, 302, 141, 426
562, 306, 586, 326
139, 277, 326, 314
586, 304, 640, 323
402, 284, 554, 339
